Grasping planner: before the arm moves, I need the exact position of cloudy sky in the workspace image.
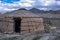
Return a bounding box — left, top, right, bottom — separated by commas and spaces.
0, 0, 60, 13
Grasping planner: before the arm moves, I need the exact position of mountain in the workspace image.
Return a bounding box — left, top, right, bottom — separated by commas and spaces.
2, 8, 60, 18
30, 8, 48, 14
30, 8, 60, 14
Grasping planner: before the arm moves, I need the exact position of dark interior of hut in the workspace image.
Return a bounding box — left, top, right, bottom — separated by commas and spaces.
14, 17, 21, 33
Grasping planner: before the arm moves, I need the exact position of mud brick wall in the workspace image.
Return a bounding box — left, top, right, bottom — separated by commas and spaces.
21, 17, 44, 33
2, 17, 14, 33
2, 17, 44, 33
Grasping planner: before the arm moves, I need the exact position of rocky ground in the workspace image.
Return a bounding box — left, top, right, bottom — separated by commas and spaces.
0, 32, 60, 40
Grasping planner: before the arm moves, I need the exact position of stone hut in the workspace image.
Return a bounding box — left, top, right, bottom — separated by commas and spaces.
1, 9, 44, 33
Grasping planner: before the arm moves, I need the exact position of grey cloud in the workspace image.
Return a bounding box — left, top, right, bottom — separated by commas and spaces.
0, 0, 60, 13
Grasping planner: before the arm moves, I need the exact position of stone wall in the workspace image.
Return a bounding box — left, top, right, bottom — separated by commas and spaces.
21, 17, 44, 33
2, 17, 44, 33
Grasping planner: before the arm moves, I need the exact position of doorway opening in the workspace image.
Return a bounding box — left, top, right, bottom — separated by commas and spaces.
14, 17, 21, 33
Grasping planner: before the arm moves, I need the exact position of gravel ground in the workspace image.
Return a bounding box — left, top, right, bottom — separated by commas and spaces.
0, 33, 60, 40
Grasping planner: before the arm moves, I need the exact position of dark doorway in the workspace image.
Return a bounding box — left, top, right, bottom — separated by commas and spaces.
14, 17, 21, 33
